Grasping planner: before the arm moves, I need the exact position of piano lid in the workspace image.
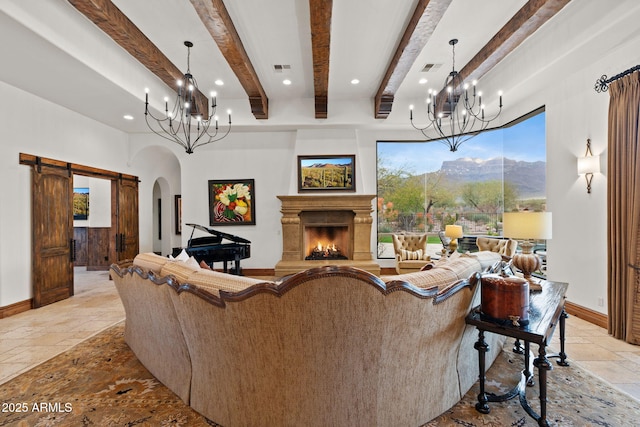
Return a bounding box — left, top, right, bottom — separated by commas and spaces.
185, 223, 251, 244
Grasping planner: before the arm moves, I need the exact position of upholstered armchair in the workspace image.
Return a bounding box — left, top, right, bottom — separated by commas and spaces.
392, 233, 431, 274
476, 237, 518, 257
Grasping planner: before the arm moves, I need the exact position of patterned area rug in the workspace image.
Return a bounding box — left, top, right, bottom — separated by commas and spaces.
1, 322, 638, 426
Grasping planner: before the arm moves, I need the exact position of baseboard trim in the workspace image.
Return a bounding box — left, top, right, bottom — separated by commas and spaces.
242, 268, 275, 277
86, 266, 110, 271
0, 299, 33, 319
380, 267, 396, 275
564, 300, 608, 329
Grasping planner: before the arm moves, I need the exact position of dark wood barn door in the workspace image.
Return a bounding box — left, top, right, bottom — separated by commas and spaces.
31, 164, 74, 307
21, 153, 139, 309
113, 177, 139, 261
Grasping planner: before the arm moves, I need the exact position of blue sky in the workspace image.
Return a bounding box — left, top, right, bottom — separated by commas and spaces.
378, 111, 546, 175
300, 156, 353, 167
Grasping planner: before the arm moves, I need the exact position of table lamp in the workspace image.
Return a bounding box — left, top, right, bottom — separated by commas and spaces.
445, 224, 464, 255
503, 211, 552, 290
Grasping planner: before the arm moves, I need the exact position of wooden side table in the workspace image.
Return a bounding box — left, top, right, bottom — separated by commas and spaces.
465, 280, 569, 427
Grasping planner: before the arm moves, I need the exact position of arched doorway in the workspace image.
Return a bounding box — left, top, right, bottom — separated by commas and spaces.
152, 177, 173, 256
127, 145, 181, 257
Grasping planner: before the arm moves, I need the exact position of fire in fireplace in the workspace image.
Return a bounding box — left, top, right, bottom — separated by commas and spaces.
304, 225, 349, 260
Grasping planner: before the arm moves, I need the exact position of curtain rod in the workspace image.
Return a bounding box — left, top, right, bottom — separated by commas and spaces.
594, 64, 640, 93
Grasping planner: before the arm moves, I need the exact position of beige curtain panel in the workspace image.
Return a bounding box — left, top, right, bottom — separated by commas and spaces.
607, 72, 640, 344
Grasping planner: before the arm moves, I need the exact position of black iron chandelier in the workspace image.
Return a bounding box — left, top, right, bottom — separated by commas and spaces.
410, 39, 503, 152
144, 41, 231, 154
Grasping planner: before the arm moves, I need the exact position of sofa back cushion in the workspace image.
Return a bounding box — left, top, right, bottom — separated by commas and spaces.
133, 252, 169, 274
160, 260, 201, 282
382, 267, 459, 290
156, 258, 269, 296
186, 269, 269, 296
435, 256, 482, 281
382, 251, 502, 292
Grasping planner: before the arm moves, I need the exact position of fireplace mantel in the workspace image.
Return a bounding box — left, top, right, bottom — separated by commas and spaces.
275, 195, 380, 276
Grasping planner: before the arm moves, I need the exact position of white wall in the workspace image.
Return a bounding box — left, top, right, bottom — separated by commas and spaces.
0, 81, 133, 307
539, 39, 640, 314
471, 1, 640, 315
72, 175, 111, 228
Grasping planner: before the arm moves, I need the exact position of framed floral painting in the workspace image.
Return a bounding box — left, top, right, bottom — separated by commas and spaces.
208, 179, 256, 226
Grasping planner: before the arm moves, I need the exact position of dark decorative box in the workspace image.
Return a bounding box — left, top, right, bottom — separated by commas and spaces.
481, 274, 530, 326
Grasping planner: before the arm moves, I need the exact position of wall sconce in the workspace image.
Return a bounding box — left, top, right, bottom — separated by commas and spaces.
577, 138, 600, 194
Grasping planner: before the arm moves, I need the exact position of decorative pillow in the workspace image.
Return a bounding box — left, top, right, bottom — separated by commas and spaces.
199, 260, 212, 270
420, 262, 435, 271
169, 249, 190, 262
461, 251, 502, 270
185, 256, 200, 269
400, 248, 423, 260
431, 251, 460, 265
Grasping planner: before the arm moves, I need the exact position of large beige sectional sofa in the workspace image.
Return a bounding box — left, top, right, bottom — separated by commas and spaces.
110, 251, 506, 426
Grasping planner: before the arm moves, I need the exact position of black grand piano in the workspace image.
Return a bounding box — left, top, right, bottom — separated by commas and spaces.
172, 223, 250, 275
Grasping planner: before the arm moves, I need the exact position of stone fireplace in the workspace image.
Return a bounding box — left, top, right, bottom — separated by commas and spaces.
275, 195, 380, 276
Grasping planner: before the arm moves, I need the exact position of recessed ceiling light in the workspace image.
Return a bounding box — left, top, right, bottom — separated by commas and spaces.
123, 115, 134, 120
283, 79, 292, 85
351, 79, 360, 85
419, 78, 428, 85
214, 79, 224, 86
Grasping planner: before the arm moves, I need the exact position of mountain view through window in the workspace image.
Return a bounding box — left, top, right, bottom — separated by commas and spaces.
377, 109, 546, 260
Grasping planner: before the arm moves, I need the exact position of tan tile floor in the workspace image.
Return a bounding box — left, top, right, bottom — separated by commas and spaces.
1, 269, 639, 404
0, 269, 125, 385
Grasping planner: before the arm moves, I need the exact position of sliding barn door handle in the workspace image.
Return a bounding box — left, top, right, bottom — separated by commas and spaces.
70, 239, 77, 262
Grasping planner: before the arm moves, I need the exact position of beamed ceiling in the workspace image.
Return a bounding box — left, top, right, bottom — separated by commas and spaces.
65, 0, 569, 120
2, 0, 638, 136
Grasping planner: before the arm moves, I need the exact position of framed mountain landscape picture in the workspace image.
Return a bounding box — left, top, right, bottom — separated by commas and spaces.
73, 187, 90, 220
298, 155, 355, 192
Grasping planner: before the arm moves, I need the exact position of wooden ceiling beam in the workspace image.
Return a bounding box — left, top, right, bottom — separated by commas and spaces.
190, 0, 269, 119
309, 0, 332, 119
435, 0, 572, 111
374, 0, 453, 119
67, 0, 209, 116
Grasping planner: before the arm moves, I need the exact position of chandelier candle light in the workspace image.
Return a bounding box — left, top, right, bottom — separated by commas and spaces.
410, 39, 503, 152
144, 41, 231, 154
